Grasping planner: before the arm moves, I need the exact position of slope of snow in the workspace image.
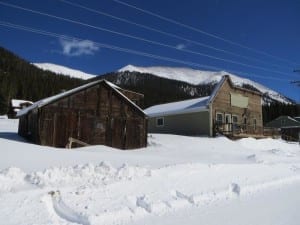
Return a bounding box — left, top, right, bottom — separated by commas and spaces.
34, 63, 97, 80
1, 119, 300, 225
119, 65, 291, 104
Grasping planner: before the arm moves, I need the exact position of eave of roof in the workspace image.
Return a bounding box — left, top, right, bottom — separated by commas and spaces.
281, 126, 300, 129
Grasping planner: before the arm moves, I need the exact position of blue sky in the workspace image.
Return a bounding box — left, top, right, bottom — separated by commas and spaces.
0, 0, 299, 102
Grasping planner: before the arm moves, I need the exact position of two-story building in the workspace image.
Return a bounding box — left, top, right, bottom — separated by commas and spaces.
145, 75, 263, 137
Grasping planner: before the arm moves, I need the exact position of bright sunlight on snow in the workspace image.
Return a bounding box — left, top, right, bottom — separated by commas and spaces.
0, 118, 300, 225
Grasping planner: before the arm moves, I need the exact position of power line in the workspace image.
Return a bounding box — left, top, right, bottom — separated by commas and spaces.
0, 21, 292, 83
0, 1, 296, 77
59, 0, 290, 71
292, 69, 300, 87
112, 0, 299, 66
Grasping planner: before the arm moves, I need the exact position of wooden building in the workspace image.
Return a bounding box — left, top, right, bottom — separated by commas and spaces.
281, 127, 300, 142
17, 80, 147, 149
145, 75, 263, 138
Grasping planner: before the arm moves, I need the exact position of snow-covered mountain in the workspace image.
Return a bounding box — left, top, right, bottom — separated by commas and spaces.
119, 65, 293, 104
33, 63, 97, 80
32, 63, 293, 104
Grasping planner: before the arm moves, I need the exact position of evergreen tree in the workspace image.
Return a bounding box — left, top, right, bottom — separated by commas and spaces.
0, 92, 7, 115
0, 46, 84, 109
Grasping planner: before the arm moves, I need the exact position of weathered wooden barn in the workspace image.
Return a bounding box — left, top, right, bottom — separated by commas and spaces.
17, 80, 147, 149
145, 75, 263, 138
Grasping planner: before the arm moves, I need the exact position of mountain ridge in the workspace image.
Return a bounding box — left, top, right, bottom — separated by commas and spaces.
118, 65, 293, 105
33, 63, 97, 80
30, 62, 294, 105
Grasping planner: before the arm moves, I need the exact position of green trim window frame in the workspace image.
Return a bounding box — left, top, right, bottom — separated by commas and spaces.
156, 117, 164, 127
216, 112, 223, 125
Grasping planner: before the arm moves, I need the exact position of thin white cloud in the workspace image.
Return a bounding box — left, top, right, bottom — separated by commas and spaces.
175, 43, 187, 50
59, 38, 99, 56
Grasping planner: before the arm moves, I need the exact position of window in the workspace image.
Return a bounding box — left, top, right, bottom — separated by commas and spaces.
253, 118, 257, 130
216, 113, 223, 125
232, 115, 238, 124
230, 93, 249, 108
156, 117, 164, 127
243, 117, 247, 125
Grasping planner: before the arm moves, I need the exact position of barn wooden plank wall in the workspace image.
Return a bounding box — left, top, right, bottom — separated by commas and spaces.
18, 81, 147, 149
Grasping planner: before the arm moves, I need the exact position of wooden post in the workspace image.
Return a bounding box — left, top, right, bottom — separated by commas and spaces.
52, 113, 57, 146
66, 137, 90, 149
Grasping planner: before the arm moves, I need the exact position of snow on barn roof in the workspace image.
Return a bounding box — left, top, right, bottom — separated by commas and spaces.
17, 80, 144, 117
11, 99, 33, 108
144, 96, 210, 117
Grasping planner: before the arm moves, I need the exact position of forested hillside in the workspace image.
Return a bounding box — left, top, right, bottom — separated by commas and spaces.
0, 47, 84, 114
93, 71, 216, 108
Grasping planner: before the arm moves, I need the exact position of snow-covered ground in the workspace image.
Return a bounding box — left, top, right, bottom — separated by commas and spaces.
0, 119, 300, 225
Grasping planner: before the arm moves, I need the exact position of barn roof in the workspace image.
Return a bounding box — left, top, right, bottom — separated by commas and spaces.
17, 80, 145, 117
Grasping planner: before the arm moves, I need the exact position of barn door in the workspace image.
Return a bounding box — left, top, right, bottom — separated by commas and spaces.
110, 117, 126, 149
77, 111, 95, 145
53, 112, 69, 148
39, 111, 54, 146
125, 118, 141, 149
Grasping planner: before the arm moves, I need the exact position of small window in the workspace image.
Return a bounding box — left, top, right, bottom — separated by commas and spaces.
254, 118, 257, 130
243, 117, 247, 125
232, 115, 238, 124
156, 117, 164, 127
216, 113, 223, 125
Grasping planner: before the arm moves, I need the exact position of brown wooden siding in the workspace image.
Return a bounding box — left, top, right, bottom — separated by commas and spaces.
18, 81, 147, 149
119, 89, 144, 108
211, 79, 263, 136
